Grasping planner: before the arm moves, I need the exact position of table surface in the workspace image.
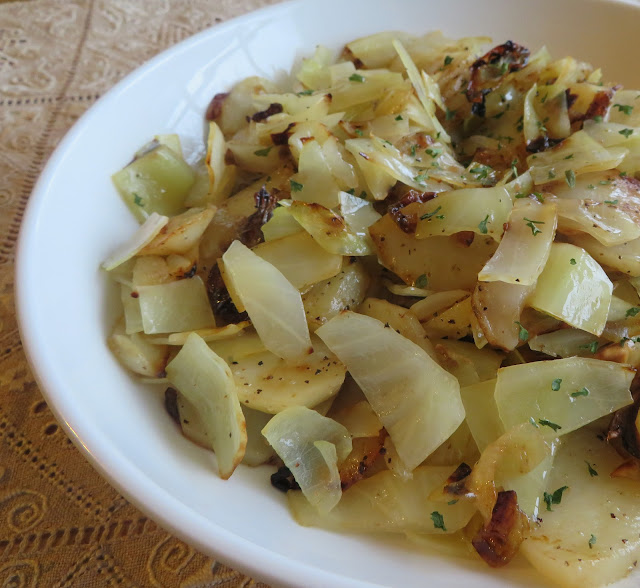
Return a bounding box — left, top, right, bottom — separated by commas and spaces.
0, 1, 282, 585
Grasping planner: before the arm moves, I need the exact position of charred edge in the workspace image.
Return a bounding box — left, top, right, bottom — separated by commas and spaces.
164, 388, 180, 425
525, 135, 563, 154
238, 187, 279, 249
584, 89, 615, 121
472, 490, 529, 568
565, 89, 578, 110
443, 462, 472, 495
251, 103, 283, 123
206, 264, 249, 324
454, 231, 475, 247
466, 41, 530, 118
388, 190, 437, 234
205, 92, 229, 121
271, 122, 296, 145
271, 466, 300, 492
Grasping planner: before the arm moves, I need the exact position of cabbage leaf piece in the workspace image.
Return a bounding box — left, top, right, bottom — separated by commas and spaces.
262, 406, 352, 513
528, 242, 612, 335
222, 240, 312, 361
165, 333, 247, 479
316, 311, 464, 470
495, 357, 633, 437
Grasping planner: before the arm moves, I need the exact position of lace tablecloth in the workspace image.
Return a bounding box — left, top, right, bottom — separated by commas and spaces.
0, 1, 282, 585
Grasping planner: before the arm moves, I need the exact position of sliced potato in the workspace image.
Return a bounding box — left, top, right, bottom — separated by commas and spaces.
139, 207, 215, 256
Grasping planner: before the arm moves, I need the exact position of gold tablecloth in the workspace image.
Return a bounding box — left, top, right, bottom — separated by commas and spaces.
0, 1, 283, 585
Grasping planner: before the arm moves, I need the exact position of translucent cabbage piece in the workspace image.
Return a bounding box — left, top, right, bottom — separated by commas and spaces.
222, 240, 312, 361
112, 144, 194, 222
528, 242, 612, 335
252, 231, 343, 290
101, 213, 168, 271
260, 205, 302, 242
139, 207, 216, 256
165, 333, 246, 479
522, 424, 640, 588
414, 186, 513, 241
495, 357, 634, 437
138, 276, 216, 334
288, 466, 476, 533
569, 232, 640, 277
262, 406, 352, 513
108, 317, 169, 378
478, 199, 557, 285
528, 328, 607, 358
459, 379, 503, 452
316, 311, 465, 470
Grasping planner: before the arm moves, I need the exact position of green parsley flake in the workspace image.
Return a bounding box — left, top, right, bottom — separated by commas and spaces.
349, 73, 365, 83
515, 193, 527, 199
564, 154, 574, 160
415, 274, 428, 288
254, 146, 272, 157
626, 307, 640, 318
586, 461, 599, 477
297, 89, 314, 96
543, 486, 569, 511
470, 165, 492, 180
570, 258, 577, 265
425, 148, 442, 158
579, 341, 599, 354
604, 199, 619, 205
289, 179, 304, 192
395, 115, 403, 121
430, 511, 447, 532
354, 128, 364, 137
524, 217, 544, 236
572, 387, 590, 398
539, 419, 562, 432
410, 144, 417, 157
478, 214, 489, 234
414, 172, 429, 185
447, 499, 458, 505
551, 378, 562, 391
593, 115, 604, 122
132, 193, 143, 207
589, 534, 597, 549
515, 321, 529, 341
420, 206, 442, 220
445, 108, 457, 121
619, 128, 634, 138
444, 55, 453, 66
613, 103, 634, 115
548, 170, 556, 179
565, 169, 576, 188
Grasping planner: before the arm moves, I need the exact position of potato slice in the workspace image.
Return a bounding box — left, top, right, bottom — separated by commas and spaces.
165, 333, 246, 479
108, 317, 169, 377
139, 207, 215, 256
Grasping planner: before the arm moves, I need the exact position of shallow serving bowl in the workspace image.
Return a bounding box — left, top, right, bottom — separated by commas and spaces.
15, 0, 640, 586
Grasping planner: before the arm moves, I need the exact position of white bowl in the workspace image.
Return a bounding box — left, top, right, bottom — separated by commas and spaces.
16, 0, 640, 586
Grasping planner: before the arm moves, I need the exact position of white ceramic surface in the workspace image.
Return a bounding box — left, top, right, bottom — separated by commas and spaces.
16, 0, 640, 586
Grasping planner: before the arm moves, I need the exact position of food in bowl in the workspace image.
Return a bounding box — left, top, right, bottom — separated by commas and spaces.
102, 30, 640, 587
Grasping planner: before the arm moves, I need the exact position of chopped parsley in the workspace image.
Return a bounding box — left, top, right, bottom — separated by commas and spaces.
414, 172, 429, 185
447, 499, 459, 505
565, 169, 576, 188
626, 306, 640, 318
410, 144, 418, 157
420, 206, 442, 220
297, 89, 314, 96
619, 128, 634, 138
514, 321, 529, 341
515, 192, 527, 199
511, 159, 519, 177
586, 461, 599, 477
579, 341, 599, 354
539, 419, 562, 432
415, 274, 428, 288
593, 115, 603, 122
543, 486, 569, 511
431, 511, 447, 532
572, 387, 590, 398
604, 199, 619, 205
570, 258, 577, 265
132, 193, 143, 206
289, 179, 304, 192
425, 147, 442, 158
444, 55, 454, 66
445, 108, 457, 121
395, 114, 403, 121
254, 146, 272, 157
470, 165, 492, 180
349, 73, 365, 83
478, 214, 489, 234
524, 217, 544, 236
548, 170, 556, 179
551, 378, 562, 391
589, 534, 597, 549
354, 128, 364, 137
564, 154, 574, 160
613, 103, 634, 115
